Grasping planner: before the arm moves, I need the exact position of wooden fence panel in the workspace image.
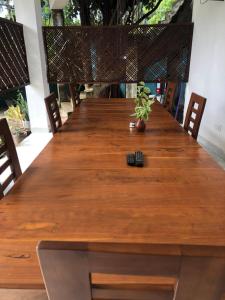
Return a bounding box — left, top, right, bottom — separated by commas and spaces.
0, 17, 30, 93
43, 24, 193, 83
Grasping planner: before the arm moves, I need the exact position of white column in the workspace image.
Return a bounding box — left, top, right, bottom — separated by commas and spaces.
14, 0, 49, 132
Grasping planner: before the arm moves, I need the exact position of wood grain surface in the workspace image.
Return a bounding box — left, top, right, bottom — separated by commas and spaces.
0, 98, 224, 289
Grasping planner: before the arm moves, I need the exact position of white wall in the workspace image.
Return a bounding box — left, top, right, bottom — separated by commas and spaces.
14, 0, 50, 131
185, 0, 225, 157
49, 0, 69, 9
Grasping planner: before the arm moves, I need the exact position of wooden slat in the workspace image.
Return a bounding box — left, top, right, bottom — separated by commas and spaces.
191, 108, 198, 114
0, 144, 7, 156
92, 288, 173, 300
0, 158, 11, 174
51, 106, 58, 113
1, 173, 14, 191
91, 273, 176, 291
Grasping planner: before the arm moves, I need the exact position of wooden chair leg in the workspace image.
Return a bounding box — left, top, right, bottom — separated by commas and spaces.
175, 256, 225, 300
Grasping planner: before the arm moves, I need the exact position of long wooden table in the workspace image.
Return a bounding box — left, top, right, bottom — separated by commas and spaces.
0, 98, 225, 289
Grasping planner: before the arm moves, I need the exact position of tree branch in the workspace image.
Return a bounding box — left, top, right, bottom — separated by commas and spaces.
109, 7, 117, 25
134, 0, 163, 25
125, 7, 133, 24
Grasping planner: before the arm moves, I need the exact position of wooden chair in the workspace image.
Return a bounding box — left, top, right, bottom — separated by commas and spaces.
164, 81, 177, 113
44, 93, 62, 134
69, 82, 81, 111
184, 93, 206, 140
37, 241, 225, 300
0, 118, 22, 199
99, 84, 120, 99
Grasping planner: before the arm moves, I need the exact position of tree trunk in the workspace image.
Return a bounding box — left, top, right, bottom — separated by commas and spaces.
52, 9, 67, 102
102, 0, 118, 25
52, 9, 65, 26
79, 0, 91, 25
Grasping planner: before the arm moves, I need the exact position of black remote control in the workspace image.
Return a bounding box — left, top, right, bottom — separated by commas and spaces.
127, 153, 135, 166
135, 151, 144, 167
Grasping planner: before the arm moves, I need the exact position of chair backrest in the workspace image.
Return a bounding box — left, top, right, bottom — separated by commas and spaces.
164, 82, 176, 113
184, 93, 206, 140
99, 84, 120, 98
44, 93, 62, 134
37, 241, 179, 300
0, 118, 22, 199
69, 82, 80, 110
37, 241, 225, 300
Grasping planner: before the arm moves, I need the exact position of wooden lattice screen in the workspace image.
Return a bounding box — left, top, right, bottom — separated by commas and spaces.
43, 24, 193, 84
0, 17, 30, 93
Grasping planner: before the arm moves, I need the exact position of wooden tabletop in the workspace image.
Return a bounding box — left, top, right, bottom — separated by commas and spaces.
0, 98, 225, 288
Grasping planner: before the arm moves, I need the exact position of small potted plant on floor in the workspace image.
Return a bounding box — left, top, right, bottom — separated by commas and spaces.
5, 105, 27, 145
131, 82, 155, 132
16, 92, 31, 134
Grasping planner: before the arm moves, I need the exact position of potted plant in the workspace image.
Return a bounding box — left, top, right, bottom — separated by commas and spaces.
131, 82, 155, 132
5, 105, 28, 145
15, 92, 31, 133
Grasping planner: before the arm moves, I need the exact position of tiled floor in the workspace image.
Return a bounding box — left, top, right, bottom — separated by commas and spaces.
16, 102, 71, 172
16, 131, 52, 172
208, 152, 225, 170
198, 140, 225, 171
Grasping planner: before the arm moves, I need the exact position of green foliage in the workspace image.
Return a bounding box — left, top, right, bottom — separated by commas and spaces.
0, 0, 15, 21
15, 92, 29, 122
131, 82, 155, 121
5, 105, 23, 122
41, 0, 52, 26
41, 0, 166, 26
4, 92, 29, 135
1, 0, 174, 25
41, 0, 80, 26
146, 0, 176, 24
5, 92, 29, 122
5, 105, 26, 135
64, 0, 80, 25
